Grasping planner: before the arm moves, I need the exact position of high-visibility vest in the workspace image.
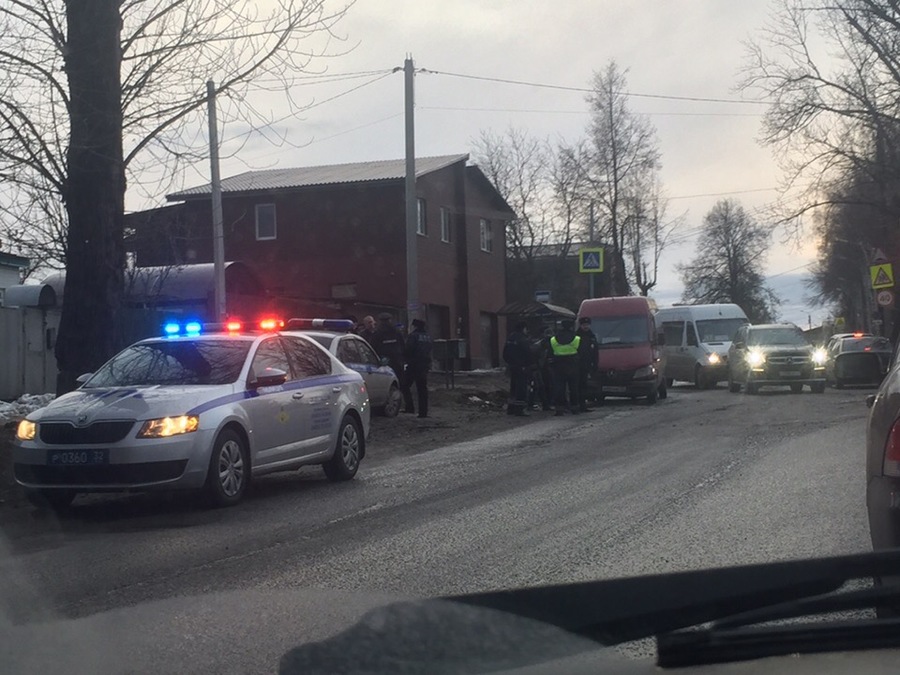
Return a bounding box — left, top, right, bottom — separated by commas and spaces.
550, 335, 581, 356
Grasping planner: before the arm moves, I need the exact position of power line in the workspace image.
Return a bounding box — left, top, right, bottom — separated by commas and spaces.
422, 68, 770, 106
668, 186, 780, 200
419, 105, 762, 118
306, 112, 403, 146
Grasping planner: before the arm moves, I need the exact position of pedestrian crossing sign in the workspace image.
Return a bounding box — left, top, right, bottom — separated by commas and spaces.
870, 263, 894, 289
579, 247, 605, 273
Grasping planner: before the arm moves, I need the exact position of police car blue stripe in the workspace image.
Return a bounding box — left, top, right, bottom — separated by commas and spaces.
187, 374, 360, 416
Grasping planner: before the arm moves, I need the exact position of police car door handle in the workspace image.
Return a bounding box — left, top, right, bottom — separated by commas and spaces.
292, 392, 304, 400
332, 386, 342, 393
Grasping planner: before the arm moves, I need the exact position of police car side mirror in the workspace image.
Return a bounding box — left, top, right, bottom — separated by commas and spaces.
379, 357, 390, 367
251, 368, 288, 389
75, 372, 93, 385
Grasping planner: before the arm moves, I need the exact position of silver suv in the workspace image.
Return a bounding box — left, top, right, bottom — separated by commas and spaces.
727, 323, 826, 394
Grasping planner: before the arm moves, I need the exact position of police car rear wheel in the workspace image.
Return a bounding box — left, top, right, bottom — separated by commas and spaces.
324, 415, 362, 482
205, 429, 248, 507
381, 384, 402, 418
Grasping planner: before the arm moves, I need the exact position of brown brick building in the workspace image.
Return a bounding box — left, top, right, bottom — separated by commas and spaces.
127, 154, 515, 368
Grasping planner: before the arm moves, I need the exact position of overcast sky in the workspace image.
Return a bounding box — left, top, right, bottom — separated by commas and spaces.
162, 0, 828, 325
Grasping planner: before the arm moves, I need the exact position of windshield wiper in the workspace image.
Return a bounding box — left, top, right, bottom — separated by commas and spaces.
657, 583, 900, 667
443, 550, 900, 653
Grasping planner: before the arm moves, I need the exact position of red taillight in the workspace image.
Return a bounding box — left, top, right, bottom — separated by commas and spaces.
225, 320, 242, 332
259, 318, 284, 331
854, 332, 864, 338
865, 346, 872, 351
884, 419, 900, 477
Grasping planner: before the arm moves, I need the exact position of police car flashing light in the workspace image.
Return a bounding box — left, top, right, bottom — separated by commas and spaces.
286, 318, 355, 332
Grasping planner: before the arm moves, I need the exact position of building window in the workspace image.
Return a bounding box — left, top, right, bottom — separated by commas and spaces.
417, 198, 427, 236
440, 207, 451, 243
479, 218, 492, 252
255, 203, 276, 241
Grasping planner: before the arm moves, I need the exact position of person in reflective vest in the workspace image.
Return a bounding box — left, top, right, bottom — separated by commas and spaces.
549, 319, 581, 416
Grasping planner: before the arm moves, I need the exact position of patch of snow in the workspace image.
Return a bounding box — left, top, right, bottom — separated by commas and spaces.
467, 396, 484, 404
0, 393, 55, 426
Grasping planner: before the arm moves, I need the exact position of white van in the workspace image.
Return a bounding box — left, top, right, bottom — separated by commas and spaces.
655, 304, 749, 389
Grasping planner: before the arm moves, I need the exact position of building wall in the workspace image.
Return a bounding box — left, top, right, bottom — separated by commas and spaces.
129, 165, 511, 368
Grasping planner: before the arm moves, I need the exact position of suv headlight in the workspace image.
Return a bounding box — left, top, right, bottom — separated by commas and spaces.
138, 415, 199, 438
16, 419, 36, 441
812, 348, 827, 366
634, 364, 657, 379
747, 350, 766, 368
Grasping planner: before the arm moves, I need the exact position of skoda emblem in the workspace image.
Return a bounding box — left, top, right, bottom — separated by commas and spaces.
76, 414, 88, 425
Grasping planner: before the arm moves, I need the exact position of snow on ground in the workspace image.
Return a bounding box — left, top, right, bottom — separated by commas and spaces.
0, 394, 55, 426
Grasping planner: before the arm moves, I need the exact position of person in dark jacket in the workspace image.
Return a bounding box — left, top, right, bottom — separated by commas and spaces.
370, 313, 404, 379
549, 319, 581, 416
576, 317, 599, 412
402, 318, 433, 418
503, 321, 531, 416
357, 315, 377, 344
528, 327, 554, 411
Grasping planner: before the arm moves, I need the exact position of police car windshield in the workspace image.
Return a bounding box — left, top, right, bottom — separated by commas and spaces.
747, 328, 808, 347
590, 316, 648, 346
84, 339, 253, 387
696, 318, 747, 343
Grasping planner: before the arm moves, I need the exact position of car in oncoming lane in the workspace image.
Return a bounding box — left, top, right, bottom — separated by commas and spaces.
13, 319, 371, 511
286, 319, 402, 417
727, 323, 826, 394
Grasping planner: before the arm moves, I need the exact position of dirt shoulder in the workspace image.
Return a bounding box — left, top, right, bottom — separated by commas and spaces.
0, 370, 542, 513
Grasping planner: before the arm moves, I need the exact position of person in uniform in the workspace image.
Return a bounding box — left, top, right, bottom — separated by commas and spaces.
370, 313, 404, 379
549, 319, 581, 416
503, 321, 531, 416
576, 317, 599, 412
402, 318, 433, 418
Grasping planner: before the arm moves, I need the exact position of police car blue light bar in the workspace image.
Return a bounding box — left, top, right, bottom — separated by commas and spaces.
286, 318, 355, 331
161, 320, 206, 336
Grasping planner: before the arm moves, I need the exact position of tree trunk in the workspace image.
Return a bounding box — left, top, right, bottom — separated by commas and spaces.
55, 1, 125, 394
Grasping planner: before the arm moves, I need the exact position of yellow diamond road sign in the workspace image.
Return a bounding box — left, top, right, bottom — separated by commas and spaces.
579, 247, 604, 273
870, 263, 894, 289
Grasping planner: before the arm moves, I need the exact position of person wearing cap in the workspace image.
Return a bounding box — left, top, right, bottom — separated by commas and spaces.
576, 316, 599, 412
370, 313, 404, 380
549, 318, 581, 416
402, 318, 433, 417
503, 320, 531, 416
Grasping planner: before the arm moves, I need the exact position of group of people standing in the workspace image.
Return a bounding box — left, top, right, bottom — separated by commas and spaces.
503, 317, 598, 417
353, 313, 433, 419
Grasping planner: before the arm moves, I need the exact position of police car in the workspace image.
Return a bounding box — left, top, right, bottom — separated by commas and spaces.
13, 318, 371, 510
286, 319, 402, 418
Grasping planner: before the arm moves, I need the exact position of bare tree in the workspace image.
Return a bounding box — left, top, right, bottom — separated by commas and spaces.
678, 199, 780, 323
0, 1, 354, 391
621, 174, 680, 296
742, 0, 900, 230
581, 60, 662, 295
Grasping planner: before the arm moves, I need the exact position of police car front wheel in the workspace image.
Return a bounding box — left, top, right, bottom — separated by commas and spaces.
205, 428, 249, 507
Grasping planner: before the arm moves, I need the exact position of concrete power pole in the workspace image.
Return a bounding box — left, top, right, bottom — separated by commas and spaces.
207, 80, 227, 322
404, 56, 419, 326
588, 201, 596, 299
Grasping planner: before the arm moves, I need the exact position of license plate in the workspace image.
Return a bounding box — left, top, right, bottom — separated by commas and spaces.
47, 449, 109, 466
605, 386, 627, 393
780, 370, 801, 378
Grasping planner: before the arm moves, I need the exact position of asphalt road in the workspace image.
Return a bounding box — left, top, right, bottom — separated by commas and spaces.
0, 384, 875, 672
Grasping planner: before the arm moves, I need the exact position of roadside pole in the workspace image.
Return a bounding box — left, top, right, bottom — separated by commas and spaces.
207, 80, 226, 322
404, 56, 418, 326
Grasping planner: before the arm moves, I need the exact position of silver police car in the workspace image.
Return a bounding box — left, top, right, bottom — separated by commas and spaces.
13, 319, 371, 510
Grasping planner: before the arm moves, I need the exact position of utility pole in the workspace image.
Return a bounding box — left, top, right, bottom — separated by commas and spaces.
207, 80, 226, 322
403, 56, 418, 326
588, 201, 595, 299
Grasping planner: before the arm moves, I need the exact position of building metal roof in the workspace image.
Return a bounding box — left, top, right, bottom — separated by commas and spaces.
168, 154, 470, 201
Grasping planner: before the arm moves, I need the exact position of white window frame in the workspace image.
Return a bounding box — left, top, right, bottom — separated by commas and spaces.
440, 207, 451, 243
255, 203, 277, 241
416, 198, 427, 236
479, 218, 492, 252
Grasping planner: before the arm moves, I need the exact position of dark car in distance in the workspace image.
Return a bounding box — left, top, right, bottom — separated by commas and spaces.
825, 333, 892, 388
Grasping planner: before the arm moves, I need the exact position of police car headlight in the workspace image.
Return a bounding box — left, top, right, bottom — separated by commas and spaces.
707, 352, 721, 365
138, 415, 199, 438
16, 419, 36, 441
